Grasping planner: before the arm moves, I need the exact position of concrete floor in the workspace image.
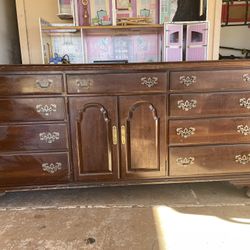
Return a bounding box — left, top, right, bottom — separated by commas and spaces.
0, 182, 250, 250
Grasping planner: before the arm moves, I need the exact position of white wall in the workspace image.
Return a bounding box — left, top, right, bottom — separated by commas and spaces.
220, 26, 250, 57
0, 0, 21, 64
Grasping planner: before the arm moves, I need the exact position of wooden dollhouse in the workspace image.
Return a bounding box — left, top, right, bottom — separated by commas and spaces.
39, 0, 208, 64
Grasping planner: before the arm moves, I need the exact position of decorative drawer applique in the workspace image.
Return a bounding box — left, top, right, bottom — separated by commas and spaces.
176, 127, 196, 138
42, 162, 62, 174
36, 104, 57, 116
239, 98, 250, 109
176, 157, 195, 166
141, 77, 158, 88
235, 154, 250, 165
179, 76, 197, 87
177, 100, 197, 111
39, 132, 60, 144
237, 125, 250, 136
243, 74, 250, 82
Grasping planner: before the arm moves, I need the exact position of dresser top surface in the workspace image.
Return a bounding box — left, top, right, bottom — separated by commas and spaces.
1, 60, 250, 73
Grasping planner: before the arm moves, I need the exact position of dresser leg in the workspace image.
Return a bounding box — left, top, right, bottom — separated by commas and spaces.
230, 180, 250, 198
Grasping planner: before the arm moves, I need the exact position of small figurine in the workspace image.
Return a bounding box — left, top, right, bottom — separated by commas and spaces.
49, 53, 63, 64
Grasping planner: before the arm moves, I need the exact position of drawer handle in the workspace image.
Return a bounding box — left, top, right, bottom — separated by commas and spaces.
36, 79, 53, 88
42, 162, 62, 174
112, 126, 118, 145
243, 74, 250, 82
177, 100, 197, 111
121, 125, 126, 145
176, 127, 196, 138
237, 125, 250, 136
36, 104, 57, 116
179, 76, 197, 87
176, 157, 195, 166
76, 79, 93, 90
141, 77, 158, 88
39, 132, 60, 144
235, 154, 250, 165
239, 98, 250, 109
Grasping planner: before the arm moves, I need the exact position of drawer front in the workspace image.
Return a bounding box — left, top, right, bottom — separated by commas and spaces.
170, 145, 250, 176
0, 124, 68, 152
170, 70, 250, 92
0, 75, 63, 95
0, 152, 70, 187
170, 117, 250, 145
67, 73, 166, 93
170, 92, 250, 117
0, 98, 65, 122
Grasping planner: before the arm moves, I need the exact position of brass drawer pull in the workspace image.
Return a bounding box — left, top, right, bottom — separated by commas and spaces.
112, 126, 118, 145
141, 77, 158, 88
42, 162, 62, 174
239, 98, 250, 109
235, 154, 250, 165
179, 76, 197, 87
36, 104, 57, 116
121, 125, 126, 145
176, 157, 195, 166
39, 132, 60, 144
176, 127, 196, 138
243, 74, 250, 82
177, 99, 197, 111
237, 125, 250, 136
76, 79, 93, 90
36, 79, 53, 88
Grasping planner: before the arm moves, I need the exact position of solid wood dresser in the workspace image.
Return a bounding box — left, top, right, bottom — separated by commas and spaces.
1, 61, 250, 196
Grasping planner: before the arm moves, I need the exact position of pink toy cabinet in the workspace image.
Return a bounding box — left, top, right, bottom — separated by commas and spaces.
164, 23, 183, 61
186, 22, 208, 61
164, 22, 208, 62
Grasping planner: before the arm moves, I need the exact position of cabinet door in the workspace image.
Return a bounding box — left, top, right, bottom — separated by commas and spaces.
186, 22, 208, 61
69, 97, 118, 182
119, 95, 166, 179
164, 23, 183, 62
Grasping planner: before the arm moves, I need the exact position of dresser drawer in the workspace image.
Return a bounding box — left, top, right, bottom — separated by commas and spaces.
170, 92, 250, 117
0, 124, 68, 152
169, 117, 250, 146
0, 75, 63, 95
170, 70, 250, 92
0, 98, 65, 122
169, 145, 250, 176
67, 73, 166, 93
0, 152, 70, 187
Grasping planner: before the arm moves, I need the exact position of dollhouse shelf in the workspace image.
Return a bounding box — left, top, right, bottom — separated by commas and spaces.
57, 13, 73, 20
41, 24, 164, 31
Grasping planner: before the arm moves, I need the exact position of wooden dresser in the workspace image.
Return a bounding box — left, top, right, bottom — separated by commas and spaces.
1, 61, 250, 196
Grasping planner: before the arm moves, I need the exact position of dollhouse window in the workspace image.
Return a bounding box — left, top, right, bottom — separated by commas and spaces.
170, 32, 179, 43
191, 31, 203, 42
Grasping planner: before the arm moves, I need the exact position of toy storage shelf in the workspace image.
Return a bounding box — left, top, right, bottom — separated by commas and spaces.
41, 24, 164, 31
40, 24, 164, 64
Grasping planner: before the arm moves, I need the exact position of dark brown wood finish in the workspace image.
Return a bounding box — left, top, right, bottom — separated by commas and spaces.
0, 152, 70, 187
0, 98, 65, 122
170, 92, 250, 117
0, 75, 63, 95
169, 117, 250, 146
169, 145, 250, 176
69, 96, 119, 182
170, 70, 250, 92
67, 72, 166, 94
0, 61, 250, 193
0, 124, 68, 152
119, 95, 166, 179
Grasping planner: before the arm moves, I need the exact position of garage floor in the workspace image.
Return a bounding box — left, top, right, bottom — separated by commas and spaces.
0, 182, 250, 250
